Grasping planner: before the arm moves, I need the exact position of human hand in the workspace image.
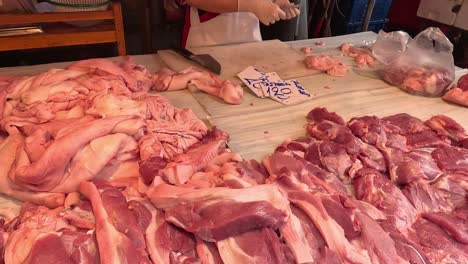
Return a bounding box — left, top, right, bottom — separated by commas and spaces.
273, 0, 300, 20
238, 0, 287, 25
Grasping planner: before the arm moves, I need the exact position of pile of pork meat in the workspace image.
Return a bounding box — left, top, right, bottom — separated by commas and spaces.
0, 58, 467, 264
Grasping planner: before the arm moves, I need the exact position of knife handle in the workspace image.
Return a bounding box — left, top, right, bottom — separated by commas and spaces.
172, 46, 194, 58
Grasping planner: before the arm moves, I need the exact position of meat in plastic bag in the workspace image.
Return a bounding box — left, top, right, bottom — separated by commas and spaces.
373, 27, 455, 97
372, 30, 410, 65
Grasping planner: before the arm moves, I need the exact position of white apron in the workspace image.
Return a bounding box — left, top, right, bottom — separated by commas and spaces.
185, 7, 262, 48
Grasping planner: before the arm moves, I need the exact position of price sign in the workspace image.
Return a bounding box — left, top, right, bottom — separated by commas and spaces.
262, 79, 312, 105
237, 67, 282, 98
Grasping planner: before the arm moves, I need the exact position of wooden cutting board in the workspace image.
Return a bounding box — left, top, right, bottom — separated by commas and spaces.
189, 65, 389, 117
158, 40, 321, 81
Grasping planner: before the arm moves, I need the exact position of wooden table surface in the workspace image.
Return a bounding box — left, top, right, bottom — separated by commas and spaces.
1, 32, 466, 162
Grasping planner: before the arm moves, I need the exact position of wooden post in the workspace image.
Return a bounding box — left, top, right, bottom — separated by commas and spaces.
113, 2, 127, 56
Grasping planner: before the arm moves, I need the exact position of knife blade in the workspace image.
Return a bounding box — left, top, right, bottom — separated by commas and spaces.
171, 47, 222, 75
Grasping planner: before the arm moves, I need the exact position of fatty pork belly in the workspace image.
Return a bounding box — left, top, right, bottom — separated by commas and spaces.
0, 58, 244, 206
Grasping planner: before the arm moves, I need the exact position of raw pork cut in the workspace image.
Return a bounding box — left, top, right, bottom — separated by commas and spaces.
147, 183, 290, 241
353, 169, 417, 233
422, 210, 468, 244
187, 69, 243, 105
307, 119, 387, 173
303, 55, 347, 77
431, 173, 468, 209
340, 43, 375, 68
408, 218, 468, 263
443, 73, 468, 107
159, 128, 228, 185
444, 87, 468, 107
431, 145, 468, 172
79, 181, 152, 264
217, 228, 292, 264
4, 202, 99, 264
402, 179, 453, 213
280, 205, 325, 263
135, 198, 200, 264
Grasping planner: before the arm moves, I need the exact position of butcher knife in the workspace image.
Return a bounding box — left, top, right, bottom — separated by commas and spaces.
171, 47, 222, 75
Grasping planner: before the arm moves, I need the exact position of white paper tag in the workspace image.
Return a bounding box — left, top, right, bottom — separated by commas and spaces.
237, 67, 282, 98
262, 79, 312, 105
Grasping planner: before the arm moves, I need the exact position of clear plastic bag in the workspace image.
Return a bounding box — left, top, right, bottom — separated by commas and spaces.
372, 27, 455, 97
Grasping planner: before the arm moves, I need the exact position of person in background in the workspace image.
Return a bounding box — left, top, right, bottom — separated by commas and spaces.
165, 0, 300, 48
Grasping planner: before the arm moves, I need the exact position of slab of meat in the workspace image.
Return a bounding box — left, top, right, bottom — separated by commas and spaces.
231, 159, 269, 185
147, 183, 290, 241
139, 95, 208, 161
402, 179, 453, 213
354, 211, 408, 264
348, 115, 408, 151
263, 153, 348, 195
307, 107, 346, 125
12, 115, 137, 192
196, 238, 223, 264
135, 198, 200, 264
422, 210, 468, 244
276, 185, 372, 263
383, 148, 442, 185
188, 68, 244, 105
443, 73, 468, 107
280, 205, 325, 263
340, 43, 375, 68
383, 113, 429, 134
303, 55, 347, 77
4, 202, 99, 264
0, 134, 65, 208
304, 141, 354, 183
52, 133, 139, 193
79, 181, 152, 264
68, 58, 140, 91
407, 217, 468, 263
431, 173, 468, 209
443, 86, 468, 107
382, 113, 449, 149
379, 221, 430, 264
217, 228, 292, 264
431, 145, 468, 172
155, 128, 228, 185
425, 115, 467, 144
458, 73, 468, 89
268, 159, 406, 264
354, 169, 417, 233
307, 119, 387, 173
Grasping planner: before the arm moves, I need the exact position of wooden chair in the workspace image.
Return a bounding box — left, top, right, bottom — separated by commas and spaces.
0, 2, 126, 56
